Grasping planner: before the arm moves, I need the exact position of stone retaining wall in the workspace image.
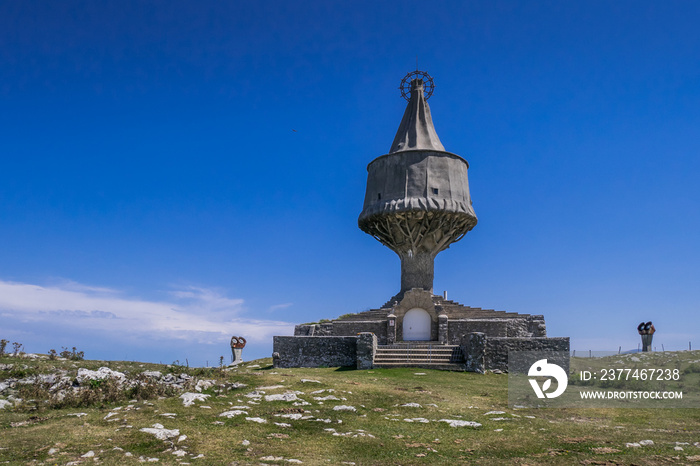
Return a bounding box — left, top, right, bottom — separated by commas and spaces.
462, 333, 570, 372
273, 336, 358, 368
272, 335, 377, 369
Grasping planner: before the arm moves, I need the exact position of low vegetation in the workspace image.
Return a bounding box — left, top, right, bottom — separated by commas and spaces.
1, 349, 699, 464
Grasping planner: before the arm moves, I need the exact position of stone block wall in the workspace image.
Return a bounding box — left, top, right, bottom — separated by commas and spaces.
484, 337, 570, 372
294, 323, 334, 336
448, 315, 548, 344
332, 321, 388, 344
356, 333, 377, 369
272, 336, 358, 368
463, 332, 486, 373
461, 333, 569, 372
448, 320, 509, 342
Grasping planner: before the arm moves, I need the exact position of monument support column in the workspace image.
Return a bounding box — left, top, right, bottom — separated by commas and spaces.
400, 251, 434, 293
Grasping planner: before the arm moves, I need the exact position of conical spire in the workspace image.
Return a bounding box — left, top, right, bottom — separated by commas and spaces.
389, 78, 445, 153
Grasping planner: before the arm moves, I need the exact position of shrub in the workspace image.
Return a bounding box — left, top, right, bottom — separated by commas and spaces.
48, 349, 58, 360
59, 346, 85, 361
12, 342, 24, 357
0, 339, 8, 356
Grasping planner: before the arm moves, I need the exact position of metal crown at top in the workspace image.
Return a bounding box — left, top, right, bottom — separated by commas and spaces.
399, 70, 434, 101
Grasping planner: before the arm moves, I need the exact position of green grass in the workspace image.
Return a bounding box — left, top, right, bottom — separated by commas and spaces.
1, 353, 700, 465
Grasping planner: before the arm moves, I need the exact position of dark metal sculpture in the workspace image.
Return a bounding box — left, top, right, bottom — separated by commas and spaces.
637, 321, 655, 352
399, 70, 435, 101
230, 336, 247, 365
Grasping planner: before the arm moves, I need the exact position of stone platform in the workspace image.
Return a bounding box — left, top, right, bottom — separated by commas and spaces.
272, 288, 569, 372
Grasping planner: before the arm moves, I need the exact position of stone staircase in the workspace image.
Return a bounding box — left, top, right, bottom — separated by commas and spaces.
373, 343, 465, 370
333, 308, 391, 322
371, 295, 529, 320
333, 294, 531, 324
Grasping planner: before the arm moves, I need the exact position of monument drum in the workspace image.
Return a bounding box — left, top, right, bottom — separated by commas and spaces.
358, 71, 477, 295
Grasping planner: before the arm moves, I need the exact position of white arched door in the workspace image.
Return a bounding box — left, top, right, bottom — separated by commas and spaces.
403, 308, 431, 341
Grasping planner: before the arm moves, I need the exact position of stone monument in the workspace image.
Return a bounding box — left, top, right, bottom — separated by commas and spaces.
272, 71, 569, 371
358, 70, 477, 296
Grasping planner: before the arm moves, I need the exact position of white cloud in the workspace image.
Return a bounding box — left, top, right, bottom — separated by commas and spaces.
0, 279, 294, 344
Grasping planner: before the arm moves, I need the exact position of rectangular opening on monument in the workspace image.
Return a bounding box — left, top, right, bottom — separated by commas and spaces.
432, 188, 439, 195
377, 193, 381, 200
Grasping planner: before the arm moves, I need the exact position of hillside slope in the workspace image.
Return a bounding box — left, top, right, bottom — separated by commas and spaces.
1, 352, 700, 465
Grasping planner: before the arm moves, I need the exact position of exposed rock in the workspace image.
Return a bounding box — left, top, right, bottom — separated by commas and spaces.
246, 417, 267, 423
179, 392, 210, 407
333, 405, 356, 412
139, 423, 180, 440
275, 413, 303, 420
219, 410, 248, 418
264, 393, 298, 402
438, 419, 481, 428
195, 379, 216, 392
76, 367, 126, 384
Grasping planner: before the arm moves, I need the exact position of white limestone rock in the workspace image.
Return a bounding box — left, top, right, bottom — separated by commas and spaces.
76, 367, 126, 384
219, 410, 248, 418
195, 379, 216, 392
246, 417, 267, 423
314, 395, 340, 401
333, 405, 356, 412
179, 392, 211, 407
438, 419, 481, 428
139, 424, 180, 441
264, 393, 298, 402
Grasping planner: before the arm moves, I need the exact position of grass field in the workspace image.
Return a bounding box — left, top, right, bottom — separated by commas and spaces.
1, 351, 699, 465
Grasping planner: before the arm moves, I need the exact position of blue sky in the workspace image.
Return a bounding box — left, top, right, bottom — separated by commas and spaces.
1, 1, 699, 365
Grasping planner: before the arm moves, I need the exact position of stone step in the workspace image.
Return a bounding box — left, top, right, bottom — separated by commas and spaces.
377, 343, 455, 349
372, 362, 466, 371
374, 354, 458, 360
376, 348, 458, 354
375, 353, 457, 359
375, 351, 456, 355
375, 344, 465, 365
374, 358, 458, 364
